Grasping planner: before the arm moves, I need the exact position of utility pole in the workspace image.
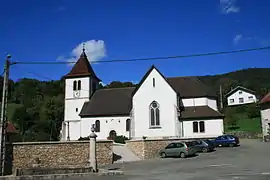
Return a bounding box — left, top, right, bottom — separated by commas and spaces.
219, 85, 223, 110
0, 55, 11, 176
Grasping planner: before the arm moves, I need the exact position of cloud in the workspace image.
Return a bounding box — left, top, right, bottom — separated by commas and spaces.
233, 34, 242, 45
58, 40, 106, 65
220, 0, 240, 14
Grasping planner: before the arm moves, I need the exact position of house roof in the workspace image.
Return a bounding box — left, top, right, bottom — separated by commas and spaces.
80, 87, 135, 117
167, 76, 217, 98
6, 122, 17, 134
260, 92, 270, 104
181, 106, 224, 120
225, 86, 256, 97
64, 51, 101, 81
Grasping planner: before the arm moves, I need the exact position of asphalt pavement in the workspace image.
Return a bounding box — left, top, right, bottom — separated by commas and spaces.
69, 139, 270, 180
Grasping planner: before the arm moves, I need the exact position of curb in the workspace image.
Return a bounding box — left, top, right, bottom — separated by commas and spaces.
0, 170, 124, 180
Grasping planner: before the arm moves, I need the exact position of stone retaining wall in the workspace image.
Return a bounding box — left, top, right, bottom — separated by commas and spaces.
12, 140, 113, 173
227, 131, 262, 139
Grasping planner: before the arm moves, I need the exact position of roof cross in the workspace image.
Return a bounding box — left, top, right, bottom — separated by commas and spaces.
82, 43, 86, 53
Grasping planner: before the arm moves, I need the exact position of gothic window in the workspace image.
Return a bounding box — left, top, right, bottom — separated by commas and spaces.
150, 101, 160, 127
73, 81, 77, 91
126, 119, 131, 131
78, 80, 81, 90
95, 120, 100, 132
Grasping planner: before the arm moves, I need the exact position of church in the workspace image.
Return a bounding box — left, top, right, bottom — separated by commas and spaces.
61, 50, 224, 141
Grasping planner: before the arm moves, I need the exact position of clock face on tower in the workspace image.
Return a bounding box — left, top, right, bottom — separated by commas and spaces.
73, 91, 80, 98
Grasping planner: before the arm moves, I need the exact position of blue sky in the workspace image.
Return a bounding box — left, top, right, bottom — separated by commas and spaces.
0, 0, 270, 84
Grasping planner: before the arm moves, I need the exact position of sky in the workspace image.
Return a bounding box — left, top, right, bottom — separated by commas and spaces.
0, 0, 270, 84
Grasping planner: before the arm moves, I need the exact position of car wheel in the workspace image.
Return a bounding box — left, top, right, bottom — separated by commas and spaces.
180, 152, 186, 158
160, 152, 166, 158
202, 147, 208, 153
229, 143, 234, 147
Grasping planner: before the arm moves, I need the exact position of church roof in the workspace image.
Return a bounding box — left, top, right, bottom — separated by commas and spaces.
79, 76, 219, 117
64, 51, 101, 81
80, 87, 135, 117
181, 106, 224, 120
167, 76, 217, 98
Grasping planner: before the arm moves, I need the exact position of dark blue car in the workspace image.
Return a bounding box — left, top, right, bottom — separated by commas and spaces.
212, 135, 240, 147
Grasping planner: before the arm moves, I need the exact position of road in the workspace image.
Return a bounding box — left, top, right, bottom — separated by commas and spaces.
70, 139, 270, 180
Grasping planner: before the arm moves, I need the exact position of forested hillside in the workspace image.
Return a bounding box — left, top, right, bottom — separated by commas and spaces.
0, 68, 269, 142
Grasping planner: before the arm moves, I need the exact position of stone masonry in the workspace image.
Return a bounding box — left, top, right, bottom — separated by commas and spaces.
12, 140, 113, 173
127, 139, 183, 160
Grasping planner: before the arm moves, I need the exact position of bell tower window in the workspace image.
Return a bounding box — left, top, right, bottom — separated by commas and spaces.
73, 81, 77, 91
78, 80, 81, 90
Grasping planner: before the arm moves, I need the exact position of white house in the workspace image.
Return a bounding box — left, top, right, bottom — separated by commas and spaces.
61, 50, 224, 141
260, 92, 270, 138
225, 86, 257, 106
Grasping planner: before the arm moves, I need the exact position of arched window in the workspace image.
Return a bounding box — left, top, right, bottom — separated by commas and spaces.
78, 80, 81, 90
126, 119, 131, 131
150, 101, 160, 127
95, 120, 100, 132
73, 81, 77, 91
199, 121, 205, 132
193, 121, 198, 133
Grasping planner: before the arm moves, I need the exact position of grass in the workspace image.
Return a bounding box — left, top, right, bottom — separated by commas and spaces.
224, 113, 262, 133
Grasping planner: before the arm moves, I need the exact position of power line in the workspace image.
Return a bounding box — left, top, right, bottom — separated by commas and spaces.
11, 46, 270, 65
16, 67, 92, 93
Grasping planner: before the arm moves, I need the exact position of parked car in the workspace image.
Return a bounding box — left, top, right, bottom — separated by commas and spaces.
212, 135, 240, 147
191, 139, 215, 153
159, 142, 197, 158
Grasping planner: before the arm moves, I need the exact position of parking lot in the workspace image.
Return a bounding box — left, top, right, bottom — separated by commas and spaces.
71, 139, 270, 180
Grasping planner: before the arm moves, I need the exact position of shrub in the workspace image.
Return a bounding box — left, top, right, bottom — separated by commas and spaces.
113, 135, 128, 144
78, 136, 89, 141
247, 104, 260, 118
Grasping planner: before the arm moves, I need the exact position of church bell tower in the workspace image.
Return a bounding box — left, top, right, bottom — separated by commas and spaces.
61, 47, 101, 141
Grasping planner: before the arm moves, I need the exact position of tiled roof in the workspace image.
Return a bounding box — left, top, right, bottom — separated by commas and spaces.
6, 122, 17, 133
225, 86, 256, 97
167, 76, 217, 98
181, 106, 224, 119
64, 51, 100, 81
260, 92, 270, 104
80, 87, 135, 117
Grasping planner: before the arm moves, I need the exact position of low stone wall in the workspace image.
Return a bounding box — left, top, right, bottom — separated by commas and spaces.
126, 140, 145, 159
228, 131, 262, 139
127, 139, 183, 160
12, 140, 113, 173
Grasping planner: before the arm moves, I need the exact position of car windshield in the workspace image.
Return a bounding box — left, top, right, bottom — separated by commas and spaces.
204, 140, 212, 144
227, 135, 235, 139
185, 142, 194, 147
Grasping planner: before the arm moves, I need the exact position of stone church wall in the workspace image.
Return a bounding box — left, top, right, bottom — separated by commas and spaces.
12, 140, 113, 173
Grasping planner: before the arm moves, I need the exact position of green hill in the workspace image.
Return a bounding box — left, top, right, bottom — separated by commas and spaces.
199, 68, 270, 100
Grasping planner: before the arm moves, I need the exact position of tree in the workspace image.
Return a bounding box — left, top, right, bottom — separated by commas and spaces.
39, 95, 64, 141
11, 106, 32, 141
225, 115, 239, 130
